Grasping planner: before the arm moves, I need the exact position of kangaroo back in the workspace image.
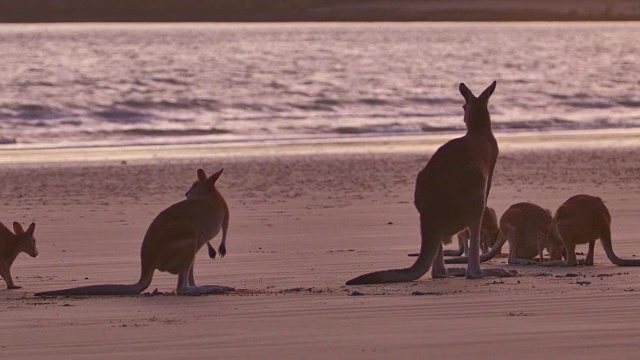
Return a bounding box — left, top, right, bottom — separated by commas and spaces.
554, 194, 640, 267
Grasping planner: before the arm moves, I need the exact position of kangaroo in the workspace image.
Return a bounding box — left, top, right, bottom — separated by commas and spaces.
0, 221, 38, 289
445, 202, 564, 265
444, 206, 499, 256
410, 206, 498, 257
346, 81, 515, 285
542, 194, 640, 267
35, 168, 232, 296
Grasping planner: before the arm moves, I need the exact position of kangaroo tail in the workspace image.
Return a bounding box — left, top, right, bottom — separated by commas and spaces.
600, 224, 640, 266
346, 221, 441, 285
443, 233, 465, 256
442, 248, 464, 256
35, 262, 154, 296
35, 283, 147, 296
444, 229, 507, 264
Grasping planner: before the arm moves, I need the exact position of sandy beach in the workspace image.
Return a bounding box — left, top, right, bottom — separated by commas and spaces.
2, 131, 640, 359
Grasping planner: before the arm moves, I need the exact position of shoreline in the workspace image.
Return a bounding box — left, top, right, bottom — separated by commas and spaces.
1, 128, 639, 165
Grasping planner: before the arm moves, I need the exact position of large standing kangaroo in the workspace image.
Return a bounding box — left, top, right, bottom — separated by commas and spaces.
346, 81, 515, 285
35, 168, 232, 296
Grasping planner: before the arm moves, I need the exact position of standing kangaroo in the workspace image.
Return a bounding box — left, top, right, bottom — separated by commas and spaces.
445, 202, 564, 265
1, 221, 38, 289
35, 168, 232, 296
542, 194, 640, 267
346, 81, 514, 285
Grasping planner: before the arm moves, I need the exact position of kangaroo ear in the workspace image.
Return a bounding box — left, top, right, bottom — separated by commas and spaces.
27, 223, 36, 236
13, 222, 24, 234
197, 169, 207, 182
459, 83, 474, 102
479, 81, 497, 101
210, 168, 224, 183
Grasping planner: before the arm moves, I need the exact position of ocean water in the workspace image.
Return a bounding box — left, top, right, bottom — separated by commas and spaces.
0, 22, 639, 148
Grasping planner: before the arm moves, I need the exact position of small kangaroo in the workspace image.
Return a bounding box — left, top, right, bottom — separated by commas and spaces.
444, 206, 499, 256
445, 202, 564, 265
1, 221, 38, 289
410, 206, 498, 257
346, 81, 515, 285
542, 194, 640, 267
35, 168, 232, 296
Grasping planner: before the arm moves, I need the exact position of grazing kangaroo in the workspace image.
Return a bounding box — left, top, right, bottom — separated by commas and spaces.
542, 194, 640, 267
35, 168, 231, 296
346, 81, 515, 285
410, 206, 498, 257
444, 206, 499, 256
445, 202, 564, 265
0, 221, 38, 289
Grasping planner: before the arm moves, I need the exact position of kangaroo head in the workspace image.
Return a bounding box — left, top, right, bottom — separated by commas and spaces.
544, 224, 564, 261
459, 81, 496, 132
13, 222, 38, 257
185, 168, 224, 199
484, 228, 500, 245
547, 241, 564, 261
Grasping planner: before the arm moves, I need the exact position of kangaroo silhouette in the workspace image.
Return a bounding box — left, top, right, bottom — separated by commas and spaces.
35, 168, 232, 296
445, 202, 563, 265
542, 194, 640, 267
1, 221, 38, 289
441, 206, 499, 257
347, 81, 515, 285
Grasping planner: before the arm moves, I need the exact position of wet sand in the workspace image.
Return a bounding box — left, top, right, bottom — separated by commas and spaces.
1, 133, 640, 359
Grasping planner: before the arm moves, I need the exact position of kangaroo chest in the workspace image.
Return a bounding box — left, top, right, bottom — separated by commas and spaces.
190, 202, 224, 245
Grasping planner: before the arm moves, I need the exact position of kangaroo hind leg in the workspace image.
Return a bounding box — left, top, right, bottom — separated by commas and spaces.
176, 268, 234, 296
188, 263, 196, 286
432, 243, 466, 278
583, 240, 596, 266
507, 231, 536, 265
176, 256, 234, 296
467, 221, 517, 278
